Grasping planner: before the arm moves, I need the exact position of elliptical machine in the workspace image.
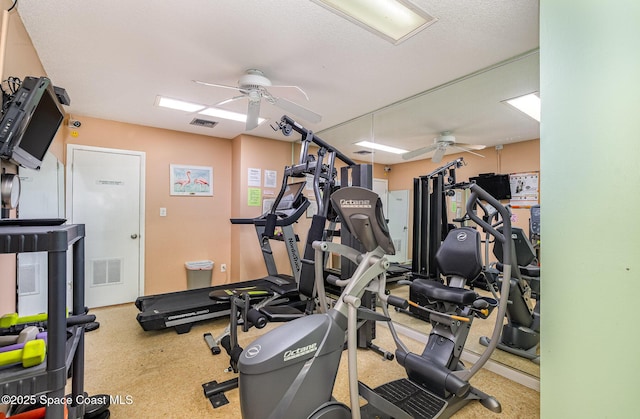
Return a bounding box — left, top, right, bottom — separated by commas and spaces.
479, 205, 540, 364
236, 184, 514, 418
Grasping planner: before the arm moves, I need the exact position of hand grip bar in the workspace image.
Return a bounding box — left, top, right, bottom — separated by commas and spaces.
385, 295, 409, 310
466, 183, 512, 264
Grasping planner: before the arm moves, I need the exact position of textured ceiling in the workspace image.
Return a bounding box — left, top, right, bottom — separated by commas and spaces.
16, 0, 540, 164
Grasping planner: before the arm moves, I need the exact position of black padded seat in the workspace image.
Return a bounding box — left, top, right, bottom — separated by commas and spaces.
264, 275, 299, 295
411, 278, 478, 306
496, 262, 540, 278
259, 305, 305, 322
259, 298, 310, 322
435, 227, 483, 280
519, 265, 540, 278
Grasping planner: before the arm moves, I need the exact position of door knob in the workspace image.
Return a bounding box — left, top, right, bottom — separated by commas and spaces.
131, 234, 138, 239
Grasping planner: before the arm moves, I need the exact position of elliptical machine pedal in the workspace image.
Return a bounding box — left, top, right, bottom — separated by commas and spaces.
359, 379, 447, 419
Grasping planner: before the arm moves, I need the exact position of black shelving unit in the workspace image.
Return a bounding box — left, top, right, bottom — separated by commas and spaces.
0, 223, 86, 419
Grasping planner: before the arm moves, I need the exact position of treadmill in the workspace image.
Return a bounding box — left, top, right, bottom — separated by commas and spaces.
135, 181, 309, 334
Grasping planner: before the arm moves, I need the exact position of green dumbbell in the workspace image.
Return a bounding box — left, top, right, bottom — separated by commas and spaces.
0, 339, 46, 368
0, 312, 49, 329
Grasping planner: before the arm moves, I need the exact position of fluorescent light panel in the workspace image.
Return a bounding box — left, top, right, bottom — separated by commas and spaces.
156, 95, 265, 125
156, 96, 205, 113
505, 93, 540, 122
198, 107, 265, 125
355, 140, 408, 154
312, 0, 437, 44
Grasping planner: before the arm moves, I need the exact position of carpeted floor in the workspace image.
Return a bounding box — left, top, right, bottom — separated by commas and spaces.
77, 303, 539, 418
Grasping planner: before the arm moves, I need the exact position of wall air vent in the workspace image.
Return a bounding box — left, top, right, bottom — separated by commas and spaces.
190, 118, 218, 128
353, 150, 372, 155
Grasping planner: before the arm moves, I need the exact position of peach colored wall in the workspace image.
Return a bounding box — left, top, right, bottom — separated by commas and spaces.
63, 116, 233, 294
0, 4, 50, 314
230, 135, 297, 282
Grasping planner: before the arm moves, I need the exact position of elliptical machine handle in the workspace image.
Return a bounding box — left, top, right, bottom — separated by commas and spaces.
385, 295, 409, 310
463, 182, 515, 380
466, 183, 512, 265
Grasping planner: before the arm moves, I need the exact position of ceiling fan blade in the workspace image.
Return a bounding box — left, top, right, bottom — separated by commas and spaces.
273, 97, 322, 124
455, 142, 486, 151
269, 84, 310, 101
215, 95, 246, 107
401, 144, 438, 160
432, 147, 446, 163
246, 99, 261, 131
451, 145, 485, 158
193, 79, 242, 92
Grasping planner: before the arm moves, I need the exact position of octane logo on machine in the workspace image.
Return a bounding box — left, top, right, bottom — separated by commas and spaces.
339, 199, 371, 209
283, 342, 318, 362
456, 231, 468, 241
245, 344, 261, 359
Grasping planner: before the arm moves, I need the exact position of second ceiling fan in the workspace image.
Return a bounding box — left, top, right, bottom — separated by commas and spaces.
194, 69, 322, 131
402, 132, 486, 163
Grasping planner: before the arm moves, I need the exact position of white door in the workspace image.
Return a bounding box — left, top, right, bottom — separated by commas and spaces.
387, 190, 410, 263
67, 145, 145, 308
17, 152, 67, 315
373, 178, 389, 216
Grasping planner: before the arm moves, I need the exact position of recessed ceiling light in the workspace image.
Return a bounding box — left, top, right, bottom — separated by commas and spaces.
311, 0, 437, 45
504, 93, 540, 122
355, 140, 408, 154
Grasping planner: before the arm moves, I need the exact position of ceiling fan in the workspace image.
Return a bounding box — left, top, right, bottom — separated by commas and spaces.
402, 132, 486, 163
193, 69, 322, 131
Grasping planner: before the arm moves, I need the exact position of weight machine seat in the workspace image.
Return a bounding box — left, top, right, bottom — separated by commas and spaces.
258, 275, 312, 322
435, 227, 483, 280
496, 262, 540, 278
258, 304, 306, 322
410, 227, 483, 306
264, 276, 299, 295
411, 279, 478, 306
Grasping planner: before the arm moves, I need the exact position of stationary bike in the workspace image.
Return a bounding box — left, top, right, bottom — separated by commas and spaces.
236, 184, 514, 418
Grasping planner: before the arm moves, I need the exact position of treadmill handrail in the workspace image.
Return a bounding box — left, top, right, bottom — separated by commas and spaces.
230, 198, 310, 227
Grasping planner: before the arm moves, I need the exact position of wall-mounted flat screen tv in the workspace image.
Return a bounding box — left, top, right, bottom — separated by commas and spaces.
0, 77, 65, 170
470, 173, 512, 200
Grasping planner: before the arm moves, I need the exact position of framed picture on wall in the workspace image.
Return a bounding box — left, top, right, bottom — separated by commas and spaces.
170, 164, 213, 196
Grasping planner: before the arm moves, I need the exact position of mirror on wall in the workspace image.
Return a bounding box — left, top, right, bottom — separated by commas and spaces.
319, 51, 540, 379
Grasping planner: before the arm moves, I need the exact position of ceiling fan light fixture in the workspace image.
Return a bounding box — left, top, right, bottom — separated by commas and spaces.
311, 0, 437, 45
355, 140, 408, 154
504, 92, 540, 122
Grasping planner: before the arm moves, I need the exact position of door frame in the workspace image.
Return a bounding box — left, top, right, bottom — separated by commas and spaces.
373, 178, 388, 214
66, 144, 146, 300
388, 189, 410, 263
